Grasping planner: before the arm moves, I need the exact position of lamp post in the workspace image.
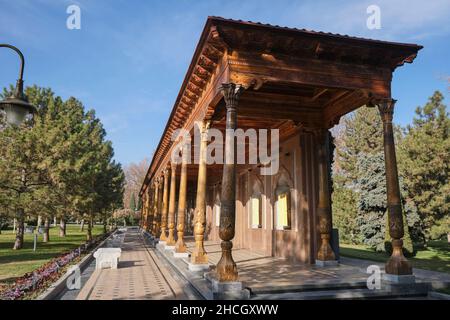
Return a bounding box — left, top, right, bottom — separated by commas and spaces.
1, 44, 36, 250
0, 44, 36, 126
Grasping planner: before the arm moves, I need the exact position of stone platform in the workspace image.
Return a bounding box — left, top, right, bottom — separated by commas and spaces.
154, 238, 450, 300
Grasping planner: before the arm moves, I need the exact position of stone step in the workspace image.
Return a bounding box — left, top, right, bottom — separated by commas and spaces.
250, 279, 430, 299
248, 281, 368, 295
252, 287, 428, 300
154, 242, 214, 300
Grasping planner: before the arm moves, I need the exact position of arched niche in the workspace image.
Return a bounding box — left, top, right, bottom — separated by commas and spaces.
249, 173, 264, 229
273, 165, 294, 230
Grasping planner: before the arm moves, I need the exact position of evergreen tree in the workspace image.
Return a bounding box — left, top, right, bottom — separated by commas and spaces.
336, 106, 383, 184
129, 193, 136, 212
0, 85, 125, 248
333, 106, 418, 251
137, 196, 142, 211
398, 91, 449, 240
356, 152, 387, 251
333, 106, 383, 245
332, 175, 360, 244
0, 86, 54, 249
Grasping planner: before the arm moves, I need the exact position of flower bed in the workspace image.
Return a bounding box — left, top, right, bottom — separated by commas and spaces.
0, 231, 113, 300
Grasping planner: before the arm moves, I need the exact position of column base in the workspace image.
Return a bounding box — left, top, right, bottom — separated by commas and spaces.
156, 242, 166, 252
173, 252, 189, 258
188, 262, 210, 272
205, 272, 250, 300
315, 259, 339, 267
383, 274, 416, 284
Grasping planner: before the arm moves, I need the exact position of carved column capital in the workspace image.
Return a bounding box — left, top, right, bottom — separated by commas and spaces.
200, 120, 211, 141
220, 83, 244, 110
163, 167, 170, 178
377, 98, 396, 123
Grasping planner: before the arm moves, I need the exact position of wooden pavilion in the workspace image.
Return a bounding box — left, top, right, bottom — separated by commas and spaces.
139, 17, 422, 282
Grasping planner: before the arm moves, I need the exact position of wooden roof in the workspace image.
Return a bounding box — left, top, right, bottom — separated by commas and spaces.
139, 17, 422, 196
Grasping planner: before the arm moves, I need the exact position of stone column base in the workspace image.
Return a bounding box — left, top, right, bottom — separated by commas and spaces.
188, 262, 210, 272
205, 272, 250, 300
156, 242, 166, 252
383, 273, 415, 284
173, 252, 189, 258
315, 259, 339, 267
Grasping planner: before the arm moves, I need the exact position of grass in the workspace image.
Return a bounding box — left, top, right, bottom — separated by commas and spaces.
0, 224, 103, 283
436, 287, 450, 295
340, 240, 450, 274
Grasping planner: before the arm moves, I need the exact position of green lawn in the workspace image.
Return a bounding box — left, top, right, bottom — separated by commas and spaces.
0, 224, 103, 283
340, 240, 450, 274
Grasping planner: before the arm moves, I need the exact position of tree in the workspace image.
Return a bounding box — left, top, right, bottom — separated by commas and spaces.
123, 158, 150, 210
332, 106, 418, 251
137, 196, 142, 211
332, 175, 360, 244
332, 106, 383, 245
398, 91, 449, 240
0, 85, 125, 248
129, 193, 136, 212
356, 152, 387, 251
336, 106, 384, 185
0, 86, 54, 249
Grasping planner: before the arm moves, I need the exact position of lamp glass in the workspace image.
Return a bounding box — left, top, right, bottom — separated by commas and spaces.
3, 103, 30, 126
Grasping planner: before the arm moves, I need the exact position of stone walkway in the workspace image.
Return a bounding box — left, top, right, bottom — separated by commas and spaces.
76, 229, 189, 300
74, 231, 449, 300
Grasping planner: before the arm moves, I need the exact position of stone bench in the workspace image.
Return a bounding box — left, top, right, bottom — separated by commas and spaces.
93, 248, 122, 270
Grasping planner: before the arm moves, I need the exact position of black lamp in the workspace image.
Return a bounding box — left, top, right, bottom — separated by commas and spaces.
0, 44, 36, 126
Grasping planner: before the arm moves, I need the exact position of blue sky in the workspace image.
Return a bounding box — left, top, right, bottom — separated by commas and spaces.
1, 0, 449, 166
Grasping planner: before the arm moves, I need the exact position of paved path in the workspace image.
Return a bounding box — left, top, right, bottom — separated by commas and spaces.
76, 229, 188, 300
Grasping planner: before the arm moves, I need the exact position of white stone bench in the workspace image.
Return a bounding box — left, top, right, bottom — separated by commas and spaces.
93, 248, 122, 270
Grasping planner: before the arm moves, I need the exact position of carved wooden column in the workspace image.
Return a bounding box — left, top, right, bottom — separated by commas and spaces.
160, 169, 170, 242
191, 120, 210, 264
152, 179, 159, 235
146, 184, 154, 233
166, 162, 177, 246
378, 99, 412, 276
140, 194, 145, 229
216, 83, 243, 281
315, 128, 336, 263
156, 178, 163, 237
175, 145, 188, 253
144, 190, 150, 230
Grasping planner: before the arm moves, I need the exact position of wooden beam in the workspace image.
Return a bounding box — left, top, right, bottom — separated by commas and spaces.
311, 88, 328, 101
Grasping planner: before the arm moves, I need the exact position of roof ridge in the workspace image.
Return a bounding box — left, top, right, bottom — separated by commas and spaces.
207, 16, 423, 49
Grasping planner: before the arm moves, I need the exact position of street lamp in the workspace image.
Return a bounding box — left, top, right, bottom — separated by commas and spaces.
0, 44, 36, 126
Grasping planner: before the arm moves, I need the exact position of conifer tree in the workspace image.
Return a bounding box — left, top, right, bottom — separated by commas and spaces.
398, 91, 449, 240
